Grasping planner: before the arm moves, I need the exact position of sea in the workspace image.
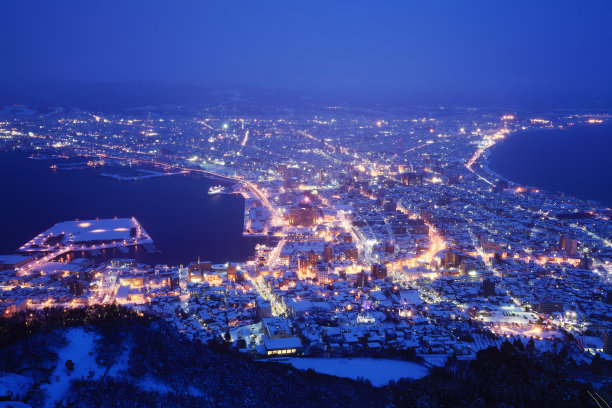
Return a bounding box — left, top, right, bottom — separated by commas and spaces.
488, 123, 612, 208
0, 151, 265, 266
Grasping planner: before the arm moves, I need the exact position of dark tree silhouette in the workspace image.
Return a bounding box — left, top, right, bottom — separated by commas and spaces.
65, 359, 75, 371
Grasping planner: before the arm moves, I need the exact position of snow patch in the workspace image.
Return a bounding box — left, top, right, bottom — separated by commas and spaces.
0, 402, 33, 408
137, 375, 173, 393
39, 328, 105, 408
283, 357, 429, 386
0, 372, 33, 400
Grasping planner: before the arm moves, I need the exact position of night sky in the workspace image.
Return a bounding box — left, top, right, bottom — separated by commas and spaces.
1, 1, 611, 103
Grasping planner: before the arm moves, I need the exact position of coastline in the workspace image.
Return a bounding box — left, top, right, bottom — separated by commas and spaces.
480, 124, 612, 207
481, 147, 511, 185
0, 151, 263, 265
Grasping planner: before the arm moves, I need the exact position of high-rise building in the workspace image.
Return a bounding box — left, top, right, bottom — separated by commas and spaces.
344, 247, 358, 261
444, 251, 462, 267
400, 172, 424, 186
283, 166, 302, 189
356, 270, 369, 287
341, 233, 353, 243
256, 299, 273, 319
227, 262, 237, 281
297, 256, 311, 276
316, 261, 329, 283
323, 244, 333, 262
306, 250, 319, 264
482, 279, 495, 297
580, 255, 592, 270
559, 236, 578, 257
289, 203, 317, 226
371, 263, 387, 280
297, 251, 318, 277
69, 279, 84, 296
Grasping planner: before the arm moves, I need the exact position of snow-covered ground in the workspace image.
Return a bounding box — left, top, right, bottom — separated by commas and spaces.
472, 334, 503, 351
278, 357, 429, 386
39, 328, 105, 408
229, 322, 263, 346
0, 373, 33, 400
137, 375, 174, 393
480, 309, 539, 324
0, 402, 33, 408
29, 327, 203, 406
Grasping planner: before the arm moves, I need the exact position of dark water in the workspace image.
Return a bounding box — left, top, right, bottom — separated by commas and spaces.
489, 124, 612, 207
0, 152, 264, 265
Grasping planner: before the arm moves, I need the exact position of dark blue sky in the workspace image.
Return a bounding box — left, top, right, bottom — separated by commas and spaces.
1, 0, 611, 103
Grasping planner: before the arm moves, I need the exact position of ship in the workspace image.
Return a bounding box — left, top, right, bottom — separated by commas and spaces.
208, 185, 227, 196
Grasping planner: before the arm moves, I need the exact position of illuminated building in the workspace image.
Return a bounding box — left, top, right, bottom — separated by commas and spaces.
323, 244, 333, 262
68, 279, 84, 296
188, 261, 212, 282
227, 262, 237, 281
23, 218, 143, 247
110, 259, 136, 268
535, 301, 564, 314
316, 261, 329, 283
297, 250, 319, 277
559, 236, 578, 257
371, 263, 387, 280
283, 165, 302, 189
289, 203, 318, 226
400, 172, 423, 186
262, 317, 291, 338
356, 270, 369, 287
344, 247, 358, 261
297, 255, 312, 276
444, 251, 462, 267
189, 260, 212, 273
256, 299, 273, 318
398, 163, 414, 173
263, 337, 303, 356
0, 254, 36, 271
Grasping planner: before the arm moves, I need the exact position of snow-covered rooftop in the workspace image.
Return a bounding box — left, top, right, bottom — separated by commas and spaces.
263, 336, 302, 350
46, 218, 138, 243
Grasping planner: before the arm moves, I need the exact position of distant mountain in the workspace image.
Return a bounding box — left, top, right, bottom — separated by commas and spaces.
1, 80, 611, 114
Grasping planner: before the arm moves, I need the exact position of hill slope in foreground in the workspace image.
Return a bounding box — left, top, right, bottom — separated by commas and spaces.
0, 306, 610, 408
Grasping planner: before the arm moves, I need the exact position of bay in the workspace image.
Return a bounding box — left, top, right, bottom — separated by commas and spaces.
0, 151, 263, 266
488, 124, 612, 207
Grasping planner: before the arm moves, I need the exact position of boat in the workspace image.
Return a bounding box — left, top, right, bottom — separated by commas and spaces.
208, 185, 227, 196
